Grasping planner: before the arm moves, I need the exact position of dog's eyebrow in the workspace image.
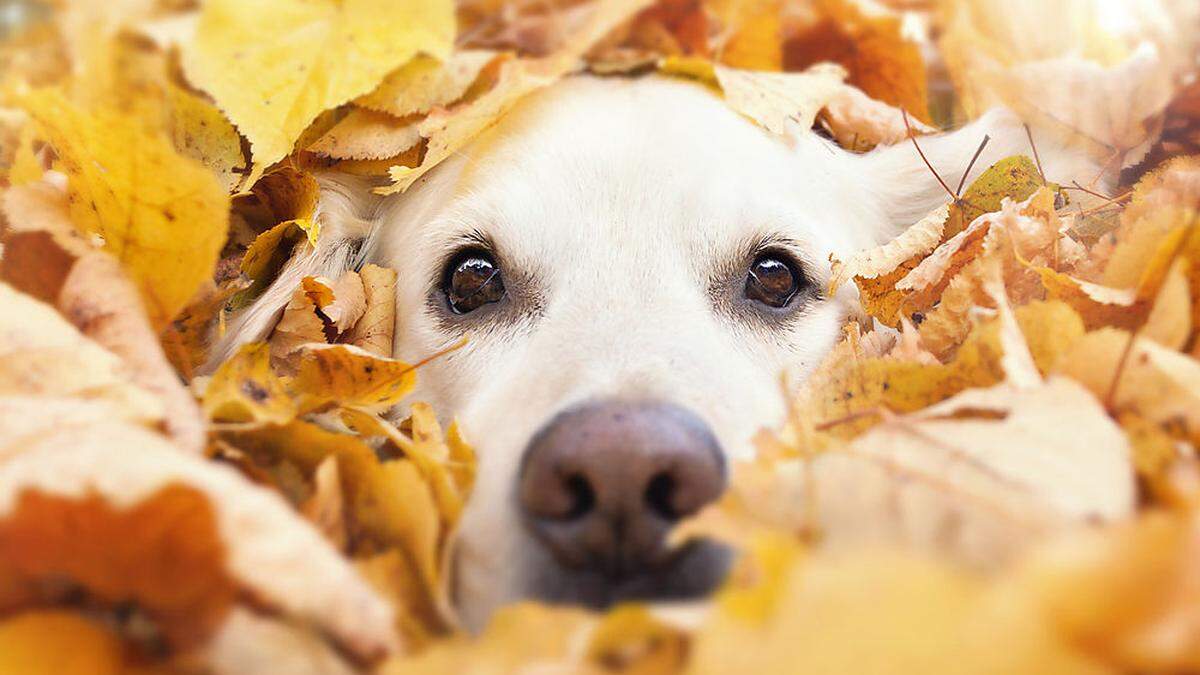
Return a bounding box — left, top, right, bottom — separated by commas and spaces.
740, 233, 822, 281
443, 227, 493, 252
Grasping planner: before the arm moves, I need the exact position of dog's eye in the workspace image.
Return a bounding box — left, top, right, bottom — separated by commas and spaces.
744, 253, 802, 308
444, 250, 505, 314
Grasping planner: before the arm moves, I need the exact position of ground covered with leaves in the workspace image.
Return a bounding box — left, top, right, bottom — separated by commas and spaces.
0, 0, 1199, 673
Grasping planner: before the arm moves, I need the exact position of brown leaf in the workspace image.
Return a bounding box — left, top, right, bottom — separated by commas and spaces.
57, 252, 206, 453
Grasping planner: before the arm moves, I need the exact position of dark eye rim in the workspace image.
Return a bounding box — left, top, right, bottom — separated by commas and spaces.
441, 247, 506, 315
743, 249, 808, 310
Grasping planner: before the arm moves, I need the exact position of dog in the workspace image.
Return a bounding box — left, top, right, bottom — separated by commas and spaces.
215, 74, 1101, 629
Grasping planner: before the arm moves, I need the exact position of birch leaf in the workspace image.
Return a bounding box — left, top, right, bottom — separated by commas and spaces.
182, 0, 455, 171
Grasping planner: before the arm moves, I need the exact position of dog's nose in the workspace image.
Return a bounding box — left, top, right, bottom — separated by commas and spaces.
517, 400, 726, 576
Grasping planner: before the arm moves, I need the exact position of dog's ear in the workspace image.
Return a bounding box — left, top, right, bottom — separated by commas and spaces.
204, 173, 384, 371
853, 108, 1109, 241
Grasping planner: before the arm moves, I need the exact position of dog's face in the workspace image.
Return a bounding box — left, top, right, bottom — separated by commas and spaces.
226, 75, 1098, 629
367, 76, 884, 628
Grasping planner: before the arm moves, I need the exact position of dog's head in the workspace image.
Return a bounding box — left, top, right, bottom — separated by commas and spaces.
219, 75, 1100, 628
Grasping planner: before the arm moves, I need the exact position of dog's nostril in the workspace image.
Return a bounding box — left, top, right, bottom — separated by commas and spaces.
518, 400, 727, 578
644, 472, 677, 520
562, 473, 595, 520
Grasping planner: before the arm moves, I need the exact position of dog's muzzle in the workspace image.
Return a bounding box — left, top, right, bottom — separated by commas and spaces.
516, 399, 731, 607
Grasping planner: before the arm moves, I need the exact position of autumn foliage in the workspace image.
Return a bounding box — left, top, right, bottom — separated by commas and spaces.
0, 0, 1199, 673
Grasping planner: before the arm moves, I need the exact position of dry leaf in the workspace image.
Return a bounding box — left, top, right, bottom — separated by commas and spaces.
357, 51, 505, 118
661, 57, 848, 135
293, 343, 416, 413
345, 263, 398, 356
308, 108, 423, 161
0, 611, 125, 675
784, 0, 931, 122
302, 456, 349, 550
202, 342, 296, 426
23, 89, 230, 328
381, 0, 657, 194
0, 423, 398, 660
57, 252, 207, 453
0, 282, 164, 436
822, 83, 937, 151
182, 0, 456, 171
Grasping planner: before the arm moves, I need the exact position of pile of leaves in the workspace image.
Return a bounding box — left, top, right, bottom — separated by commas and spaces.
0, 0, 1198, 673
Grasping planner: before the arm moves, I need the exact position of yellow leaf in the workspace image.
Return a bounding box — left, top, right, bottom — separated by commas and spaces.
344, 263, 398, 356
345, 403, 476, 527
240, 219, 308, 285
166, 83, 247, 192
377, 603, 597, 674
308, 107, 423, 161
0, 611, 124, 675
690, 536, 1107, 675
830, 202, 949, 295
661, 57, 848, 136
293, 343, 416, 413
948, 155, 1045, 238
383, 57, 566, 194
712, 0, 782, 71
381, 0, 656, 194
202, 343, 297, 426
182, 0, 455, 170
356, 50, 504, 118
23, 89, 230, 328
7, 123, 43, 186
822, 83, 937, 152
783, 0, 932, 123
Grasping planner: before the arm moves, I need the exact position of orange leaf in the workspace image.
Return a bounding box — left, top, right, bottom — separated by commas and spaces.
783, 0, 930, 123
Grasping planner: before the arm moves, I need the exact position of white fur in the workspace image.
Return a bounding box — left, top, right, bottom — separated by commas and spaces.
215, 75, 1103, 628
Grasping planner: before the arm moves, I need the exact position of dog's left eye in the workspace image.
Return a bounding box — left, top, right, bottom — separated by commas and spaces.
744, 253, 802, 308
444, 250, 505, 314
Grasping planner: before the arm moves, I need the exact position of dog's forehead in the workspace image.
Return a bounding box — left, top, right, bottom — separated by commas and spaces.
437, 75, 862, 260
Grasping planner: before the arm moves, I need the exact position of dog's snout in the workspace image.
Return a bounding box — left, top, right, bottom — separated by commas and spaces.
517, 400, 726, 577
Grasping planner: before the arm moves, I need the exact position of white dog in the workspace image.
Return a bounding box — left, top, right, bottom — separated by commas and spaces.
216, 75, 1100, 629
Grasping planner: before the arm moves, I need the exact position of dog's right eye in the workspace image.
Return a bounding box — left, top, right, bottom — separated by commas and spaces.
443, 250, 505, 314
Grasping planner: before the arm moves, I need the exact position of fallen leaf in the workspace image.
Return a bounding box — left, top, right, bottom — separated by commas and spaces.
23, 89, 230, 328
0, 282, 164, 433
0, 611, 124, 675
202, 342, 296, 426
182, 0, 456, 171
661, 57, 848, 135
165, 83, 247, 193
0, 180, 93, 303
308, 108, 423, 161
345, 264, 398, 356
356, 51, 505, 118
381, 0, 657, 194
784, 0, 931, 122
293, 343, 416, 413
0, 423, 398, 660
822, 83, 937, 152
711, 0, 783, 71
302, 456, 348, 550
